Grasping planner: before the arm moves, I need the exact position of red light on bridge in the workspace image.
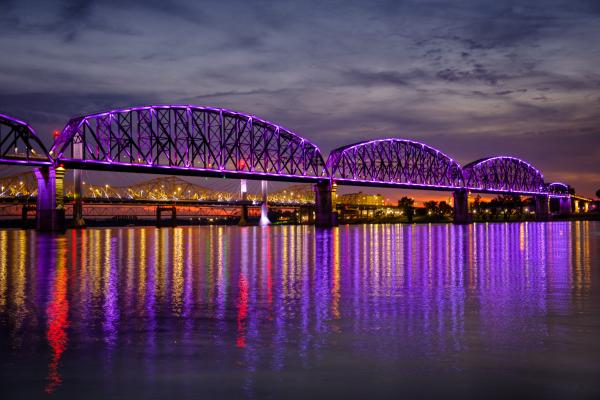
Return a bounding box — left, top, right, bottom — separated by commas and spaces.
53, 130, 60, 138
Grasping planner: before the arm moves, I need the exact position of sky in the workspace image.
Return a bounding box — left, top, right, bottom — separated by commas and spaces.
0, 0, 599, 198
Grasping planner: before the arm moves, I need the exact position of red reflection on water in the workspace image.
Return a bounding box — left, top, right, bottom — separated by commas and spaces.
236, 273, 248, 348
45, 249, 69, 395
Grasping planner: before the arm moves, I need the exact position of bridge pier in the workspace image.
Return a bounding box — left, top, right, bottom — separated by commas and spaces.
157, 205, 177, 227
259, 180, 271, 226
34, 166, 66, 232
535, 194, 550, 221
453, 189, 472, 224
558, 196, 572, 216
239, 179, 249, 226
314, 181, 338, 228
21, 204, 36, 229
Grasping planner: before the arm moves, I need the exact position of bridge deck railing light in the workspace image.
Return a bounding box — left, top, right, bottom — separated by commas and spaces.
50, 105, 329, 183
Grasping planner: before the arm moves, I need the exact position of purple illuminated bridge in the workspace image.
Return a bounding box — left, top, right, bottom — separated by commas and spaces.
51, 105, 328, 183
0, 105, 573, 230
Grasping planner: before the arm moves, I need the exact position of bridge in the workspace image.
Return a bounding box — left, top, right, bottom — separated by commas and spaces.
0, 105, 574, 231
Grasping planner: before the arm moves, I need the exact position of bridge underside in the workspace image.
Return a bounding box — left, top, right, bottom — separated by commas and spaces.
58, 159, 329, 184
333, 179, 548, 196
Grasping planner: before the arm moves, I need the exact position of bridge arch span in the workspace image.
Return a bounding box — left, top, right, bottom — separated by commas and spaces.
463, 156, 545, 194
326, 138, 463, 190
51, 105, 327, 182
0, 114, 52, 166
547, 182, 570, 197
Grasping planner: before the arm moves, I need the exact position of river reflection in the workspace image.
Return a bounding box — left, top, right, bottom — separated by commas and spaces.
0, 222, 598, 399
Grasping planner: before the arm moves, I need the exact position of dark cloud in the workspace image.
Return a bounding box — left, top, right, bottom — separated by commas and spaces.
436, 64, 507, 85
339, 69, 413, 87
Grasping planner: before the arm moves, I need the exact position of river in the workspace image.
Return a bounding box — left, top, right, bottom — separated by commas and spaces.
1, 222, 599, 399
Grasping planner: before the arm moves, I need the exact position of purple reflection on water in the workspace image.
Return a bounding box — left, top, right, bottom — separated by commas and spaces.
0, 222, 598, 399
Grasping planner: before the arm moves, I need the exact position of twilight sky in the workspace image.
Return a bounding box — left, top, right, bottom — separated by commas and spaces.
0, 0, 599, 196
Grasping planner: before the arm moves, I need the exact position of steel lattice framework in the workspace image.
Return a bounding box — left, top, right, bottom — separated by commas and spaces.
0, 114, 52, 166
51, 105, 328, 183
326, 139, 464, 190
0, 171, 38, 198
463, 156, 545, 195
546, 182, 570, 197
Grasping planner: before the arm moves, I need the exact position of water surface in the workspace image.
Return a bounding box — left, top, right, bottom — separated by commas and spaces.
1, 222, 599, 399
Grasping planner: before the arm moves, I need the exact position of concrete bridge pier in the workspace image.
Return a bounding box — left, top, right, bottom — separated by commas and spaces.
535, 194, 550, 221
34, 166, 66, 232
559, 196, 572, 216
314, 181, 338, 228
157, 205, 177, 227
453, 189, 472, 224
21, 204, 36, 229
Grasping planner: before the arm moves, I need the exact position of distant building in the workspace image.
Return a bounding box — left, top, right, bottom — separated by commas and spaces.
337, 191, 385, 206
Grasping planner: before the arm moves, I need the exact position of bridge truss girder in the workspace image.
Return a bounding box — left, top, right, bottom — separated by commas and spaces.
326, 139, 464, 190
51, 106, 328, 183
463, 156, 546, 195
0, 114, 52, 166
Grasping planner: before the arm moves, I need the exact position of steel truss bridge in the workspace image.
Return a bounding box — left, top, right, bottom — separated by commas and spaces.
0, 106, 573, 229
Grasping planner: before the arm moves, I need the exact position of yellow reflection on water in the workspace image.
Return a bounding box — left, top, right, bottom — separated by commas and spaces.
331, 227, 340, 319
0, 230, 7, 312
11, 230, 27, 346
172, 228, 184, 315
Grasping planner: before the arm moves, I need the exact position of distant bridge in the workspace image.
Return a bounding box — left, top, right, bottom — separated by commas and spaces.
0, 105, 575, 230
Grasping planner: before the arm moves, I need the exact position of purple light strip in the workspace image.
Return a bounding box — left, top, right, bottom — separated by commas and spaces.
0, 113, 37, 131
59, 159, 327, 182
0, 157, 52, 166
333, 178, 460, 191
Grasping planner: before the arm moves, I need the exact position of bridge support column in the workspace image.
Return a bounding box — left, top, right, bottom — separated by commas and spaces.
34, 166, 66, 232
259, 180, 271, 226
72, 168, 85, 228
314, 181, 338, 228
559, 196, 572, 216
535, 194, 550, 221
21, 205, 28, 228
239, 179, 249, 226
453, 189, 472, 224
157, 205, 177, 227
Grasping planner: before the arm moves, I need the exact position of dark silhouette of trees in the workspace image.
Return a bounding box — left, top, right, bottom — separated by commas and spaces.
398, 196, 415, 223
